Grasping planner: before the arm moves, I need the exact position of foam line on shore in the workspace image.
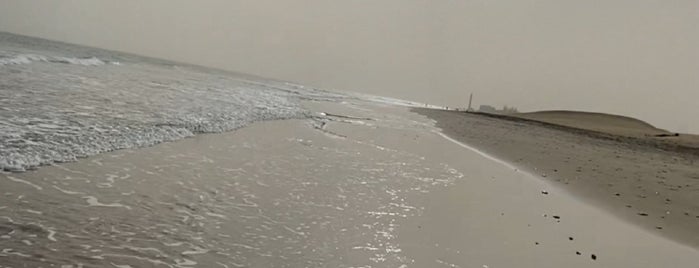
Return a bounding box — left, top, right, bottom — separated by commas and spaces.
433, 130, 525, 175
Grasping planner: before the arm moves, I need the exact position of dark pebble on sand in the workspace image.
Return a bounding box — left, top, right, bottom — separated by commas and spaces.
638, 212, 648, 216
656, 226, 663, 230
541, 190, 549, 195
591, 254, 597, 260
576, 251, 581, 255
569, 237, 574, 241
552, 215, 560, 219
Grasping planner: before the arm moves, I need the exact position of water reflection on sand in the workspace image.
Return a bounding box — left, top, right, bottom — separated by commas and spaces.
0, 106, 461, 267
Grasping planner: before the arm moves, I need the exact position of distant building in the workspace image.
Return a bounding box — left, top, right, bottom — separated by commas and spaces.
479, 105, 498, 114
479, 105, 519, 115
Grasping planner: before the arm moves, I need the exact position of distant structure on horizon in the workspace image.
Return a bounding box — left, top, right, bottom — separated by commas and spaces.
479, 105, 519, 115
467, 93, 474, 112
479, 105, 498, 114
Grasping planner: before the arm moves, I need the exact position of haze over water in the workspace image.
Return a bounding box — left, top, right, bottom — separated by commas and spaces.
0, 1, 697, 133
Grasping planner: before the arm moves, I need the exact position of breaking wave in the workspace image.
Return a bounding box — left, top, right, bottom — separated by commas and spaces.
0, 37, 348, 171
0, 53, 108, 66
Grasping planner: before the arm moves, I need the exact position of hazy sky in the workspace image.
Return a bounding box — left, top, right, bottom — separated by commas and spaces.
1, 0, 697, 132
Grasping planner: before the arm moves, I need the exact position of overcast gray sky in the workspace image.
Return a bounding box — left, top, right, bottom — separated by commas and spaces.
1, 0, 697, 132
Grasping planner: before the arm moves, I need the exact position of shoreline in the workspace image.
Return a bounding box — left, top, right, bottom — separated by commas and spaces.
413, 107, 699, 249
2, 99, 699, 267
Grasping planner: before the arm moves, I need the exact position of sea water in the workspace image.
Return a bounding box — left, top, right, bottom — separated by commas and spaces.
0, 32, 347, 171
0, 33, 469, 267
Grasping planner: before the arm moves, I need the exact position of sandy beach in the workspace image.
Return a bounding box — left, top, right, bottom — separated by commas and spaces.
415, 108, 699, 250
3, 98, 699, 267
2, 3, 698, 265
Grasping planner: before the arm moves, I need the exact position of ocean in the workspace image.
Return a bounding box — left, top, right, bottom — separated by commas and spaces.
0, 32, 350, 172
0, 32, 462, 267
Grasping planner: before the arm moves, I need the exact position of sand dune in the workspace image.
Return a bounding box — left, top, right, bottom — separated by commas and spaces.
477, 110, 699, 153
417, 107, 699, 250
514, 110, 669, 137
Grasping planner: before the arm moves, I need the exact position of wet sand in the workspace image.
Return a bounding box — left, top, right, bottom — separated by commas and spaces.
414, 108, 699, 250
2, 99, 699, 267
320, 102, 699, 267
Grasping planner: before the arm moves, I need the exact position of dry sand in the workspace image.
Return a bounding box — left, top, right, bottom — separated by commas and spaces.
515, 110, 669, 136
514, 110, 699, 151
415, 108, 699, 250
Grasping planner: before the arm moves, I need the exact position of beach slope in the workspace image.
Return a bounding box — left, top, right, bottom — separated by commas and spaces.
415, 108, 699, 249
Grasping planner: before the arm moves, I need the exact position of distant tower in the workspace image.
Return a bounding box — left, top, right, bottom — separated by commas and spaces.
468, 93, 473, 112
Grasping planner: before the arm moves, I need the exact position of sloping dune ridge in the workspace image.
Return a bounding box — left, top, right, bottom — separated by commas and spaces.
515, 110, 669, 137
498, 110, 699, 151
415, 107, 699, 251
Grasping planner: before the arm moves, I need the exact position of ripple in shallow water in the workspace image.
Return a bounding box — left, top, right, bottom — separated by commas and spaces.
0, 118, 464, 267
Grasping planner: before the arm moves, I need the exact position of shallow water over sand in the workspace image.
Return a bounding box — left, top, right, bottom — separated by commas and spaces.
0, 103, 462, 267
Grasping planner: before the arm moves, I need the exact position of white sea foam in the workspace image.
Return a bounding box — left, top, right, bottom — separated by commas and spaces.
5, 176, 43, 190
0, 53, 106, 66
51, 56, 106, 66
348, 92, 443, 109
0, 53, 47, 65
0, 39, 348, 171
83, 196, 132, 210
